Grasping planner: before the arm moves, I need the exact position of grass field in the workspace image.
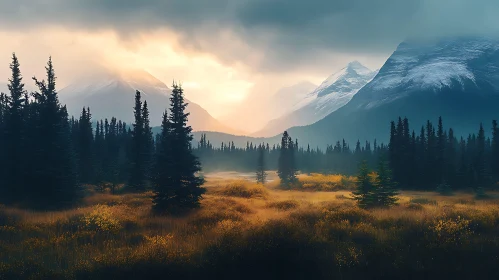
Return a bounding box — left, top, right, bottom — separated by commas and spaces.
2, 173, 499, 279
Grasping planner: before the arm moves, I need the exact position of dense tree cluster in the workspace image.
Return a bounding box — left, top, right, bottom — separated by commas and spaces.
388, 116, 499, 192
195, 134, 387, 175
0, 55, 79, 209
0, 54, 204, 211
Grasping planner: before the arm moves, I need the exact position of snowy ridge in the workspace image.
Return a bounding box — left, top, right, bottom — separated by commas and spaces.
370, 37, 499, 92
293, 61, 376, 111
253, 61, 376, 137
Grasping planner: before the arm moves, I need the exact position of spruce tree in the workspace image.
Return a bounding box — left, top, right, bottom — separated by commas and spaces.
256, 144, 267, 184
278, 131, 297, 187
129, 90, 146, 192
142, 100, 154, 181
374, 158, 398, 207
152, 110, 174, 212
352, 160, 375, 208
3, 53, 27, 202
30, 57, 79, 209
77, 107, 94, 183
153, 83, 205, 213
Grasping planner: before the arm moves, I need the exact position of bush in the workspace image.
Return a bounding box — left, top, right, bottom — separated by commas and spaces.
82, 204, 122, 234
218, 181, 268, 199
428, 216, 473, 247
299, 174, 356, 191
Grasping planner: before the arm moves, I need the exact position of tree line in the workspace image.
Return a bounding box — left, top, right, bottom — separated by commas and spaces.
195, 133, 387, 175
388, 116, 499, 194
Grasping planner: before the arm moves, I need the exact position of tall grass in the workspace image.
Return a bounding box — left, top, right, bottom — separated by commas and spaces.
2, 177, 499, 279
298, 173, 356, 191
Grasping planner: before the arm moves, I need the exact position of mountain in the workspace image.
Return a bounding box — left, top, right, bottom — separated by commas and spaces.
253, 61, 377, 137
219, 81, 317, 133
280, 37, 499, 148
58, 69, 244, 134
267, 81, 319, 117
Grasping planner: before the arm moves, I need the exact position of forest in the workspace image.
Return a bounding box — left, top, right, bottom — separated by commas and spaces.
2, 54, 499, 279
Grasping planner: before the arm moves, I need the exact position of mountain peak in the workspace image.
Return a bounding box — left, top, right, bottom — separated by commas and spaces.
345, 61, 372, 76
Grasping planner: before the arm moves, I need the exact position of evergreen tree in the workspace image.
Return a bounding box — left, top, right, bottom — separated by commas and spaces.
2, 53, 27, 202
29, 57, 79, 209
142, 100, 154, 181
256, 144, 267, 184
352, 160, 375, 208
153, 83, 205, 213
373, 158, 398, 207
277, 131, 297, 187
129, 90, 146, 192
475, 123, 487, 191
152, 110, 174, 212
77, 107, 94, 183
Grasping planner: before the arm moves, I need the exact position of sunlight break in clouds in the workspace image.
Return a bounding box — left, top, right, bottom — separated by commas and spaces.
0, 28, 254, 118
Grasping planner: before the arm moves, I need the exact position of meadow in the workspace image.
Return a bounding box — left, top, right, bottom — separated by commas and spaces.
2, 172, 499, 279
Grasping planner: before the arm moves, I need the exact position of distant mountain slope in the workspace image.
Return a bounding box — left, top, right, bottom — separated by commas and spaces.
253, 61, 377, 137
281, 37, 499, 147
58, 69, 244, 134
219, 81, 317, 133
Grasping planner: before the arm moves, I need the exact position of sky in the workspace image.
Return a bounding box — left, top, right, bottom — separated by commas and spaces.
0, 0, 498, 124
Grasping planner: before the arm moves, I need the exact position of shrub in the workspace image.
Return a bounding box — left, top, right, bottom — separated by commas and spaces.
299, 174, 356, 191
218, 181, 268, 199
82, 204, 122, 234
428, 216, 473, 247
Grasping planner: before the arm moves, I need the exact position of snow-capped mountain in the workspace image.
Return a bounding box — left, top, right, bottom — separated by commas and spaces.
279, 36, 499, 148
253, 61, 377, 137
58, 69, 242, 134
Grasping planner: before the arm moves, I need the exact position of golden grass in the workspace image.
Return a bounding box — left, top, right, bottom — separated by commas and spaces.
2, 174, 499, 278
212, 180, 269, 199
297, 173, 357, 191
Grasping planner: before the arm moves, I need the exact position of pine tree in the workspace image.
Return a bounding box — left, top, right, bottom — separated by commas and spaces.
2, 53, 27, 202
142, 100, 154, 181
129, 90, 146, 192
277, 131, 297, 187
352, 160, 375, 208
475, 123, 487, 193
256, 144, 267, 184
152, 110, 174, 212
374, 158, 398, 207
77, 107, 94, 183
153, 83, 205, 213
30, 57, 80, 209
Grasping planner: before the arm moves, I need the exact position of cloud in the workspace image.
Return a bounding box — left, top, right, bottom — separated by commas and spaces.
1, 0, 498, 74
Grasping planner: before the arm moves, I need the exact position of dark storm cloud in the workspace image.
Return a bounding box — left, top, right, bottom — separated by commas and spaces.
1, 0, 498, 72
